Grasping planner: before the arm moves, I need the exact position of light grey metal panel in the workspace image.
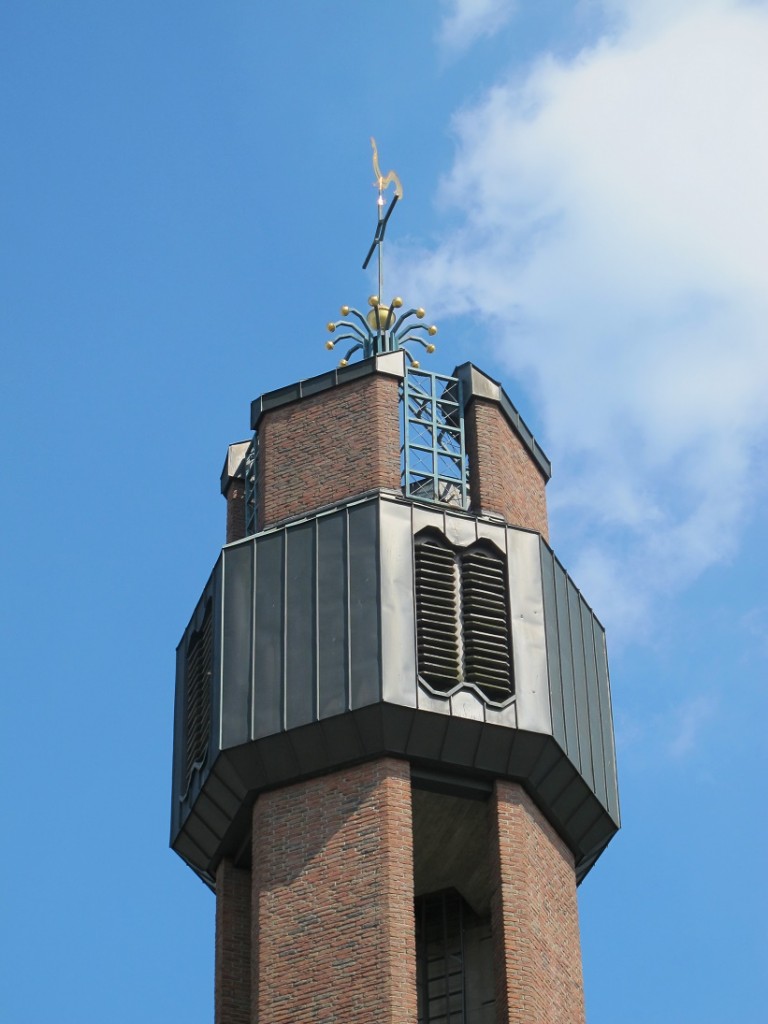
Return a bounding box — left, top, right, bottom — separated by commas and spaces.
581, 602, 607, 808
221, 543, 253, 749
554, 563, 580, 771
412, 504, 446, 536
417, 683, 451, 714
348, 501, 381, 708
475, 518, 508, 550
508, 529, 551, 735
379, 499, 417, 707
252, 531, 284, 739
595, 629, 620, 822
317, 510, 349, 719
444, 513, 477, 549
285, 520, 316, 729
539, 544, 567, 750
567, 578, 594, 790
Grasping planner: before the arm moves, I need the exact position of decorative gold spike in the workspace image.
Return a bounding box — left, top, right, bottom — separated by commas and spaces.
370, 138, 403, 198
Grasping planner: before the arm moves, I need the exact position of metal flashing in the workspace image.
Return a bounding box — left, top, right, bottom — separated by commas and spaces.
220, 440, 250, 494
453, 362, 552, 480
250, 351, 406, 430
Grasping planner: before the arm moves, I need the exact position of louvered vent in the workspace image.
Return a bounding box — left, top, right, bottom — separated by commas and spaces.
183, 600, 213, 792
415, 538, 461, 690
415, 533, 513, 702
461, 548, 512, 699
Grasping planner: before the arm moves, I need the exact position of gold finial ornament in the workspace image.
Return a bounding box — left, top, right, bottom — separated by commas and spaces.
428, 325, 437, 336
393, 296, 403, 308
327, 322, 336, 333
426, 343, 436, 354
412, 360, 420, 368
339, 358, 348, 367
368, 295, 379, 307
340, 305, 350, 316
325, 340, 334, 350
416, 308, 425, 319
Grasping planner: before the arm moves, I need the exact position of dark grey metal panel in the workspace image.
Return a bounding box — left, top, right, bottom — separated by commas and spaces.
317, 510, 349, 719
581, 602, 607, 808
285, 520, 317, 730
554, 562, 580, 769
379, 500, 417, 707
221, 544, 253, 749
348, 501, 381, 708
539, 544, 567, 750
594, 629, 620, 823
567, 578, 594, 790
252, 531, 284, 739
508, 529, 551, 735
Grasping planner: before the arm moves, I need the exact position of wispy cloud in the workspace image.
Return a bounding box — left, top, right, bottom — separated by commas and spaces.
438, 0, 515, 55
408, 0, 768, 640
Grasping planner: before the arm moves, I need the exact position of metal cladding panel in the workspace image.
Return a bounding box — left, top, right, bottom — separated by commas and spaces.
347, 500, 382, 709
507, 529, 551, 735
220, 543, 253, 749
285, 521, 316, 730
553, 560, 580, 768
539, 546, 567, 750
581, 600, 607, 808
252, 531, 284, 739
567, 578, 594, 790
595, 630, 620, 822
379, 500, 417, 707
316, 511, 349, 718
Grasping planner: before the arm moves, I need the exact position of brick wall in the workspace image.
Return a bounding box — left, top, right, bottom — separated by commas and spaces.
258, 375, 402, 529
466, 398, 549, 540
489, 782, 585, 1024
225, 481, 246, 544
252, 758, 417, 1024
215, 858, 252, 1024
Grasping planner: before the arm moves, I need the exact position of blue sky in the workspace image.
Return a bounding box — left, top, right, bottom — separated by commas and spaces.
1, 1, 766, 1021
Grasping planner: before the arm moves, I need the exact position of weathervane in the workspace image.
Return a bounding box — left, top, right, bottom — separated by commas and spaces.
324, 138, 437, 367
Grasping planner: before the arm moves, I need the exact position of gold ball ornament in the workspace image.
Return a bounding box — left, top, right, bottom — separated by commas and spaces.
339, 358, 348, 367
426, 343, 436, 354
412, 360, 420, 369
325, 340, 335, 350
428, 325, 438, 336
416, 307, 425, 319
327, 322, 336, 333
340, 305, 350, 316
392, 296, 403, 308
368, 295, 380, 307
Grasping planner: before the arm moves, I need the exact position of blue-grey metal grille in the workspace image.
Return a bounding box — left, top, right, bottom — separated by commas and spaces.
244, 434, 258, 536
402, 369, 468, 508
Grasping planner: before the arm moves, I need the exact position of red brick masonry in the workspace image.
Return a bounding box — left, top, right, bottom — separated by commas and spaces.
466, 399, 549, 540
252, 758, 417, 1024
258, 375, 402, 529
490, 782, 585, 1024
215, 859, 252, 1024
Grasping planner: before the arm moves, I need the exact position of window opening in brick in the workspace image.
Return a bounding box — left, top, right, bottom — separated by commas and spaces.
415, 533, 513, 702
416, 889, 467, 1024
402, 369, 468, 508
183, 599, 213, 793
244, 433, 258, 536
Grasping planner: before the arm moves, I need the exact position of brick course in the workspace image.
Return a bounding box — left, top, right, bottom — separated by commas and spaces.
466, 398, 549, 540
252, 758, 417, 1024
215, 858, 252, 1024
489, 782, 585, 1024
258, 375, 402, 529
225, 481, 246, 544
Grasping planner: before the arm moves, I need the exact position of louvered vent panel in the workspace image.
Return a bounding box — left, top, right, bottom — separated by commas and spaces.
415, 541, 461, 690
183, 601, 213, 791
461, 549, 513, 700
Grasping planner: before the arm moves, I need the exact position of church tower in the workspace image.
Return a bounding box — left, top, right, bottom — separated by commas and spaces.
170, 148, 620, 1024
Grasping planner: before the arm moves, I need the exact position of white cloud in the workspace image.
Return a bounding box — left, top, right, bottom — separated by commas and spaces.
407, 0, 768, 639
438, 0, 515, 54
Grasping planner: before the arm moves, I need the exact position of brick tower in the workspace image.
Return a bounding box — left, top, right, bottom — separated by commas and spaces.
171, 163, 619, 1024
